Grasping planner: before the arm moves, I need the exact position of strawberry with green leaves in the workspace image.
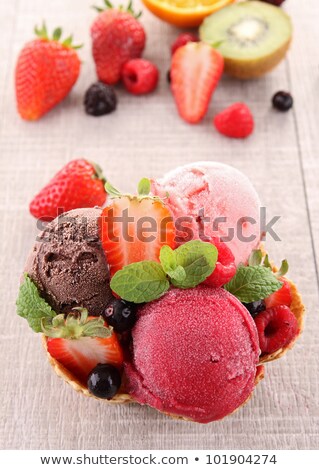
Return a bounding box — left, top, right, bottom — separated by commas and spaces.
99, 178, 176, 277
15, 23, 82, 121
29, 159, 107, 221
91, 0, 146, 85
171, 42, 224, 124
16, 276, 123, 385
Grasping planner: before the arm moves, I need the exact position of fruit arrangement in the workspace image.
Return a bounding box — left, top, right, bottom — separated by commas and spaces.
14, 1, 294, 138
17, 160, 305, 423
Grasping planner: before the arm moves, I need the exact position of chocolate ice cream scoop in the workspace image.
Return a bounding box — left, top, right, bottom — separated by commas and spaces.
25, 208, 112, 316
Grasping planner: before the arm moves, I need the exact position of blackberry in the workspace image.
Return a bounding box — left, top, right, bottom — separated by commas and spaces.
242, 299, 266, 318
84, 82, 117, 116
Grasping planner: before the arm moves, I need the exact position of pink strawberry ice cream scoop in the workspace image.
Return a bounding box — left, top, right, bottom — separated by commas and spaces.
152, 161, 261, 265
124, 286, 260, 423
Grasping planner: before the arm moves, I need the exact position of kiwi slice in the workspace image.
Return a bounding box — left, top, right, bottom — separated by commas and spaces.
199, 1, 292, 79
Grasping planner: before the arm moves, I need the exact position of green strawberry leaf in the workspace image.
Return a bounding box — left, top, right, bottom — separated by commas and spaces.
276, 259, 289, 277
224, 265, 283, 303
248, 249, 263, 266
137, 178, 151, 196
110, 261, 170, 303
16, 275, 56, 332
172, 240, 218, 289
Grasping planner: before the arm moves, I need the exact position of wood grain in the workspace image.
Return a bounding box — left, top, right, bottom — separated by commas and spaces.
0, 0, 318, 450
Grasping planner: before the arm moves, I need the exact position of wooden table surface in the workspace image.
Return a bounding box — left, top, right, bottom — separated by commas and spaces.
0, 0, 318, 450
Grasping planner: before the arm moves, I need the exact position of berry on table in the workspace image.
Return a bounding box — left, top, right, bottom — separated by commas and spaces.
272, 91, 293, 112
171, 33, 198, 55
254, 305, 299, 355
166, 70, 171, 84
104, 299, 137, 332
242, 299, 266, 318
122, 59, 159, 95
84, 82, 117, 116
214, 102, 254, 139
87, 364, 121, 399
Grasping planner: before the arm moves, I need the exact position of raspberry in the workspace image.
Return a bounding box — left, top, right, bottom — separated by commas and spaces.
214, 102, 254, 139
122, 59, 159, 95
265, 278, 292, 309
171, 33, 198, 55
203, 237, 236, 288
254, 306, 299, 355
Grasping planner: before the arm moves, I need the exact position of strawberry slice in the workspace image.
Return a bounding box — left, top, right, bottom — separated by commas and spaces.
171, 42, 224, 124
265, 278, 292, 309
99, 180, 176, 277
44, 309, 123, 384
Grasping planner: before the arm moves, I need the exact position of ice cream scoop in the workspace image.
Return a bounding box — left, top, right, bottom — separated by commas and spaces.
25, 208, 113, 316
124, 285, 260, 423
152, 161, 261, 265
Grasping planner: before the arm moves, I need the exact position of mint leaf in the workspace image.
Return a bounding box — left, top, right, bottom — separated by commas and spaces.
160, 245, 176, 272
138, 178, 151, 196
225, 265, 283, 303
172, 240, 218, 289
167, 265, 186, 283
110, 261, 169, 303
16, 275, 56, 332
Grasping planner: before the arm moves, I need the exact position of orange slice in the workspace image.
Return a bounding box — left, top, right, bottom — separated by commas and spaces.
142, 0, 236, 28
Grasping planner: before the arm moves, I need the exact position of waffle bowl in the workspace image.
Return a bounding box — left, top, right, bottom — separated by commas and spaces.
42, 269, 305, 419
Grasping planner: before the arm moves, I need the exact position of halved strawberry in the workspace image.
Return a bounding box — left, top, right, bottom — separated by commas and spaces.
171, 42, 224, 124
99, 179, 176, 277
265, 278, 292, 309
44, 309, 123, 384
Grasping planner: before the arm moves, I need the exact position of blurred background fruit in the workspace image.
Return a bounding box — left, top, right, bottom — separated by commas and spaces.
141, 0, 235, 28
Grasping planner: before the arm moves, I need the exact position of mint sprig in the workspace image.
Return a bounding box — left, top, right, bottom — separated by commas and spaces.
225, 265, 283, 303
110, 240, 218, 303
16, 275, 56, 332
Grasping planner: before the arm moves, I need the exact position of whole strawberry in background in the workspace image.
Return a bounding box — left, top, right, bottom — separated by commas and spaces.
91, 0, 146, 85
30, 159, 107, 221
15, 23, 81, 121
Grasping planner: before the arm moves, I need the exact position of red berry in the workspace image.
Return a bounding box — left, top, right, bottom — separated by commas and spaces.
91, 8, 146, 85
122, 59, 159, 95
171, 33, 198, 55
29, 159, 107, 221
254, 306, 299, 355
171, 42, 224, 124
265, 278, 292, 309
214, 102, 254, 139
203, 237, 236, 288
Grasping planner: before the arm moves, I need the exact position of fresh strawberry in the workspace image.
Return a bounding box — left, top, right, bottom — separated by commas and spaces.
265, 278, 292, 309
99, 179, 176, 277
91, 0, 146, 85
171, 42, 224, 124
44, 309, 123, 384
214, 102, 254, 138
171, 33, 198, 55
15, 23, 81, 121
122, 59, 159, 95
254, 305, 299, 355
29, 159, 107, 221
202, 237, 236, 288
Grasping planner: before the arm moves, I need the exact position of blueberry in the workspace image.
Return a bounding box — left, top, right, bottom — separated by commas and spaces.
103, 299, 137, 332
87, 364, 121, 399
242, 299, 266, 318
272, 91, 293, 112
84, 82, 117, 116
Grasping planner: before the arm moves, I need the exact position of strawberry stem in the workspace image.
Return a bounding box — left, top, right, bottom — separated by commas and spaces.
93, 0, 142, 18
34, 22, 83, 49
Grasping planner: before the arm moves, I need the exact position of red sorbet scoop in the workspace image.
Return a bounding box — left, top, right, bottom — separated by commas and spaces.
125, 286, 260, 423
